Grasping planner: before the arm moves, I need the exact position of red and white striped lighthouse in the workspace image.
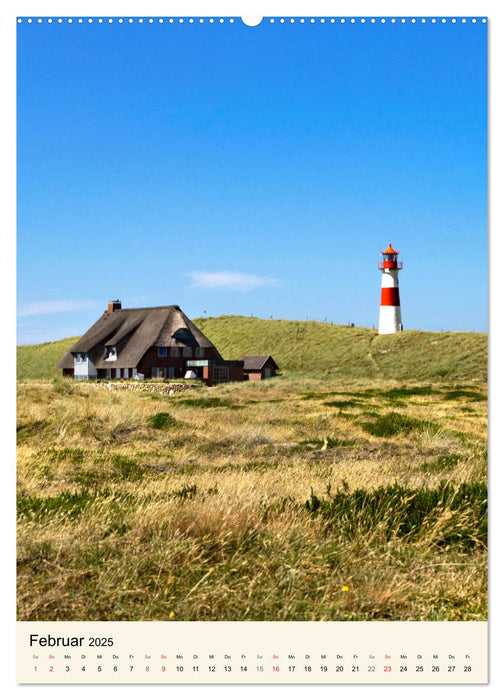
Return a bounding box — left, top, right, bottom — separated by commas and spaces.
378, 243, 403, 334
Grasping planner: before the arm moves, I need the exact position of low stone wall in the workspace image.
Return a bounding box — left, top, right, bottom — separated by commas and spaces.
101, 381, 201, 395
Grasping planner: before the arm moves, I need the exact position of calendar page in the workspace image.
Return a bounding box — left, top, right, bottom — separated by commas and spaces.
15, 0, 489, 689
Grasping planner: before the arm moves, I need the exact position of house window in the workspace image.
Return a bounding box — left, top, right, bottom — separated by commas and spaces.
132, 368, 138, 378
115, 369, 121, 379
106, 346, 117, 361
124, 368, 129, 379
170, 347, 180, 357
183, 347, 192, 358
158, 347, 167, 357
195, 347, 204, 358
106, 369, 112, 379
75, 353, 83, 363
213, 366, 229, 382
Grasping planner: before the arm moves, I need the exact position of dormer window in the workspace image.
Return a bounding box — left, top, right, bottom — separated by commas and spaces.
173, 328, 193, 341
105, 346, 117, 361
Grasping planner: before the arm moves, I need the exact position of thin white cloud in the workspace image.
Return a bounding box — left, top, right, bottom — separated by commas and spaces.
17, 300, 99, 318
186, 271, 280, 293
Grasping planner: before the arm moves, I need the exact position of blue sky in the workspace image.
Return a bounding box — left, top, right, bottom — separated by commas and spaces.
16, 16, 487, 343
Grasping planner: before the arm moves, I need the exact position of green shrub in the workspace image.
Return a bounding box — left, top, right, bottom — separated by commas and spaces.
147, 412, 179, 429
361, 412, 436, 437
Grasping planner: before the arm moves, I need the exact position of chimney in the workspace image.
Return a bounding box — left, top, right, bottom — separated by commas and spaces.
107, 299, 122, 314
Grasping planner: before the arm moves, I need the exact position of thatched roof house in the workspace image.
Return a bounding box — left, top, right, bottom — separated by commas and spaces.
57, 301, 242, 384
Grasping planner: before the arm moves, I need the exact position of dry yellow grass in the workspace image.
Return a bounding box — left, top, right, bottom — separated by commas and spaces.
17, 375, 487, 621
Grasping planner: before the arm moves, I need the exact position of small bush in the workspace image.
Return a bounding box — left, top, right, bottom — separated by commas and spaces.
361, 412, 436, 437
147, 412, 179, 430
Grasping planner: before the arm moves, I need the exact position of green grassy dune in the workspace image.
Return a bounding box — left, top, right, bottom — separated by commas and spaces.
16, 316, 487, 383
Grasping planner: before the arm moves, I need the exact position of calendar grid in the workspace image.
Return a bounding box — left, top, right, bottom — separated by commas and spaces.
18, 621, 487, 684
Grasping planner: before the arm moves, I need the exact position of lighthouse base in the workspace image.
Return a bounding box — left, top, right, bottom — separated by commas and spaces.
379, 305, 402, 334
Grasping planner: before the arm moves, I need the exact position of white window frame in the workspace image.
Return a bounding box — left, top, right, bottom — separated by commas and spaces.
195, 347, 204, 358
183, 347, 192, 358
106, 346, 117, 361
170, 347, 180, 357
158, 347, 167, 357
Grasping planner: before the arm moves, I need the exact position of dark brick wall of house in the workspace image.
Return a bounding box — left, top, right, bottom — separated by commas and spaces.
138, 345, 222, 379
228, 366, 244, 382
202, 364, 244, 386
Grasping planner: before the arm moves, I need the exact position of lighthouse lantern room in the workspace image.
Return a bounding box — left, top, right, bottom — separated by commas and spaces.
378, 243, 403, 334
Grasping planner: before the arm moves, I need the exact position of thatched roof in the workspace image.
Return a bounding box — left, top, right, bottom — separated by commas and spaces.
57, 305, 222, 370
240, 355, 279, 371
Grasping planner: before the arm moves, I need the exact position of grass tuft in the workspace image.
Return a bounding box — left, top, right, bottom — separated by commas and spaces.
361, 412, 437, 437
147, 412, 179, 430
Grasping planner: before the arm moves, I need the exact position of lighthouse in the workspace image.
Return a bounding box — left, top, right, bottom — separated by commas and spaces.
378, 243, 403, 334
